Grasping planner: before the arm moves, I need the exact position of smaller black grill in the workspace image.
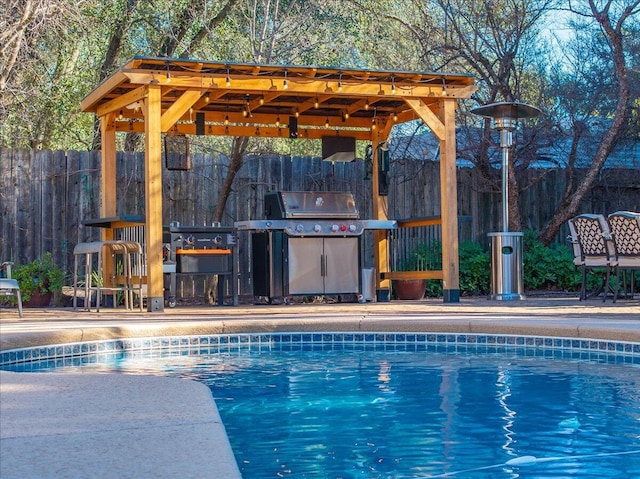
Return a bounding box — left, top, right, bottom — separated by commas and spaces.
163, 224, 237, 306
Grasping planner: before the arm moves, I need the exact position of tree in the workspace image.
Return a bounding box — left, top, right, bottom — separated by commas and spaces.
538, 0, 640, 244
0, 0, 88, 149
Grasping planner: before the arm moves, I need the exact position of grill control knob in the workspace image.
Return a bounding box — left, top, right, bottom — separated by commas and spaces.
340, 224, 347, 232
213, 235, 222, 245
314, 224, 322, 233
349, 224, 357, 233
296, 224, 304, 233
331, 224, 339, 232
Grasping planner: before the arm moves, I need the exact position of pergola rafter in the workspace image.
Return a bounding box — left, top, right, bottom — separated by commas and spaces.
81, 56, 476, 311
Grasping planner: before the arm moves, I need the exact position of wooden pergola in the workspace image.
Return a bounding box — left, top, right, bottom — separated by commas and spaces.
81, 56, 476, 311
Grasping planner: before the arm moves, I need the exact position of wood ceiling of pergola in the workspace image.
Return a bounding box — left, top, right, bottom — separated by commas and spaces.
81, 56, 476, 141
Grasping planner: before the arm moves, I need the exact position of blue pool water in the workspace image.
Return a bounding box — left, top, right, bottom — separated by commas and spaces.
3, 334, 640, 478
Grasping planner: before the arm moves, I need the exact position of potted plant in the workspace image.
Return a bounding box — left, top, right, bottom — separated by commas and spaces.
14, 252, 65, 307
393, 245, 427, 300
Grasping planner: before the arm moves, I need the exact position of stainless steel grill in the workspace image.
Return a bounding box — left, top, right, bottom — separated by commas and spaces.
235, 191, 396, 302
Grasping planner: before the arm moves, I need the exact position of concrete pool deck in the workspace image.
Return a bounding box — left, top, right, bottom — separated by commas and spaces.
1, 296, 639, 478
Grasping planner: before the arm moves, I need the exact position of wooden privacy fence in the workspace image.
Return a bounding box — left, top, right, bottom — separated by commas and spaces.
1, 148, 639, 300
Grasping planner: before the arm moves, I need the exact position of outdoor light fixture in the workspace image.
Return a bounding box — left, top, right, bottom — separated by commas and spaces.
322, 136, 356, 163
471, 102, 541, 232
471, 101, 541, 301
283, 70, 288, 89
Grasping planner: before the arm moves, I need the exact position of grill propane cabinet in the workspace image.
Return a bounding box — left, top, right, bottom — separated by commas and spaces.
163, 224, 238, 306
235, 191, 396, 302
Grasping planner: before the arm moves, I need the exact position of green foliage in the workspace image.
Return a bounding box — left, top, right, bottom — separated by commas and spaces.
407, 240, 490, 297
458, 241, 491, 296
523, 231, 581, 291
402, 242, 442, 271
13, 253, 65, 302
414, 233, 581, 298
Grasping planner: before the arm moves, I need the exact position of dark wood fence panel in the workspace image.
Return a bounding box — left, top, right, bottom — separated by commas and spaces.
2, 147, 639, 300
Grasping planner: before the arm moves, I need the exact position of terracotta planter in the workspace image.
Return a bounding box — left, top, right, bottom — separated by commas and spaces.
24, 290, 53, 308
394, 279, 426, 300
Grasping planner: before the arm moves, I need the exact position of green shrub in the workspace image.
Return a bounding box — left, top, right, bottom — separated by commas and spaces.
459, 241, 490, 296
13, 252, 65, 302
417, 232, 581, 298
523, 231, 581, 291
421, 241, 490, 297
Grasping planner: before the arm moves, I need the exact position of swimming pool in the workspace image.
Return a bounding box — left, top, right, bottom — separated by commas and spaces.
3, 333, 640, 478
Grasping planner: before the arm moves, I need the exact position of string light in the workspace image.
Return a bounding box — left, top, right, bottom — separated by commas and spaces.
283, 70, 288, 90
225, 66, 231, 87
325, 117, 330, 128
391, 74, 396, 94
314, 97, 319, 109
338, 71, 343, 91
364, 99, 370, 110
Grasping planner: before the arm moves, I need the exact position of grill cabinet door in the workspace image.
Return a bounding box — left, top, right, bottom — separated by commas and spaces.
323, 238, 359, 294
288, 238, 324, 294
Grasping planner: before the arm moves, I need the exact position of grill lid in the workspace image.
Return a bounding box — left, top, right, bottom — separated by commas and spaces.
265, 191, 359, 219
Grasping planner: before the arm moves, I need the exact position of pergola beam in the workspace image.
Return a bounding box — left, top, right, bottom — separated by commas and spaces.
160, 89, 204, 132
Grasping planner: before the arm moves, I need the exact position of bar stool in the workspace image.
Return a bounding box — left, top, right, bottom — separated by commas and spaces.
73, 241, 143, 311
117, 241, 145, 311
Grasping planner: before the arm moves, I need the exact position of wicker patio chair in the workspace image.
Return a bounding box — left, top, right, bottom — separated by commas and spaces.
607, 211, 640, 301
0, 261, 23, 317
568, 214, 617, 301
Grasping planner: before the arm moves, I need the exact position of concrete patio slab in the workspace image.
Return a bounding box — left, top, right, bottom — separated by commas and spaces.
0, 372, 241, 479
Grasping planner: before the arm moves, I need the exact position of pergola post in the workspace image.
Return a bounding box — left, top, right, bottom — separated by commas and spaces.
371, 136, 391, 301
439, 99, 460, 302
143, 85, 165, 312
100, 113, 117, 239
403, 97, 460, 302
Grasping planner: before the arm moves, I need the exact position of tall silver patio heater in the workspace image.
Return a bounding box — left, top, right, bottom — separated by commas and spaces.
471, 102, 541, 300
